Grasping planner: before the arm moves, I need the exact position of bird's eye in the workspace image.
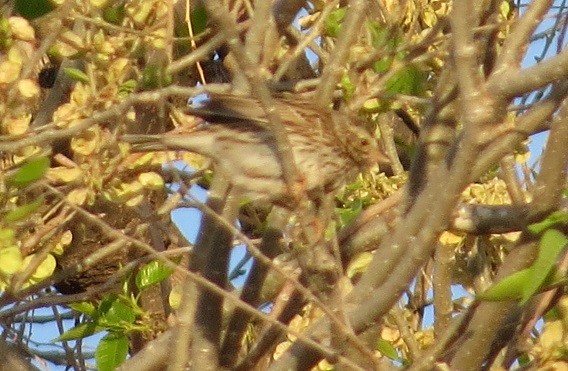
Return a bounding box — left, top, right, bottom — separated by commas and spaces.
360, 138, 370, 146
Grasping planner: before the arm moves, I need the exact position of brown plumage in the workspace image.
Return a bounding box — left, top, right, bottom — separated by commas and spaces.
123, 95, 388, 204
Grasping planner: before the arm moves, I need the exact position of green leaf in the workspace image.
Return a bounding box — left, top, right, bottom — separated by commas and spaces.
335, 199, 362, 228
141, 64, 173, 89
478, 229, 568, 303
68, 302, 97, 316
102, 299, 136, 326
135, 260, 174, 290
102, 4, 126, 25
544, 306, 562, 321
376, 338, 399, 360
528, 210, 568, 235
521, 229, 568, 304
346, 252, 373, 279
10, 157, 50, 187
63, 67, 90, 83
53, 322, 104, 342
324, 8, 346, 37
99, 294, 118, 314
339, 74, 356, 100
119, 79, 137, 97
15, 0, 56, 20
96, 333, 129, 371
191, 5, 208, 35
385, 65, 428, 96
517, 353, 531, 366
368, 21, 400, 51
477, 269, 531, 301
3, 196, 44, 223
373, 57, 394, 74
0, 17, 12, 50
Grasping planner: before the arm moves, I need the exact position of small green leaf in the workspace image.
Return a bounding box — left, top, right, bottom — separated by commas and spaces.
136, 260, 174, 290
376, 338, 399, 360
477, 269, 531, 301
10, 157, 50, 187
15, 0, 56, 20
384, 65, 428, 96
119, 79, 137, 97
141, 64, 172, 89
346, 252, 373, 279
0, 17, 12, 50
478, 230, 568, 303
335, 199, 362, 228
339, 74, 356, 100
98, 294, 116, 314
368, 21, 401, 51
373, 57, 394, 74
102, 4, 126, 25
517, 353, 531, 366
521, 229, 568, 303
53, 322, 104, 342
68, 302, 97, 317
102, 300, 135, 325
96, 333, 129, 371
324, 8, 346, 37
191, 6, 208, 35
528, 211, 568, 235
3, 196, 44, 223
63, 67, 90, 83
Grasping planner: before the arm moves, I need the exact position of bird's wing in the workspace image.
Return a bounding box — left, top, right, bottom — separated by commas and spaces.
184, 94, 270, 127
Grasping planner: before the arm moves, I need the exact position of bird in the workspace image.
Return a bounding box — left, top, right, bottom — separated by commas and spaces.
122, 94, 389, 205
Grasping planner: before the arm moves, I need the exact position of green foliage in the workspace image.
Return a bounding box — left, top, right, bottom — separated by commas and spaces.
69, 302, 97, 317
101, 296, 137, 327
521, 229, 568, 303
141, 63, 173, 89
340, 74, 356, 100
336, 198, 363, 228
53, 322, 105, 342
528, 210, 568, 234
135, 259, 174, 290
368, 23, 427, 98
15, 0, 56, 20
102, 4, 126, 25
376, 337, 401, 361
2, 196, 44, 222
52, 261, 175, 368
477, 268, 532, 302
9, 157, 50, 187
0, 17, 11, 50
119, 79, 138, 97
478, 228, 568, 303
369, 22, 400, 51
384, 64, 428, 96
54, 292, 150, 368
96, 332, 129, 371
63, 67, 90, 83
191, 5, 208, 35
323, 8, 346, 37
